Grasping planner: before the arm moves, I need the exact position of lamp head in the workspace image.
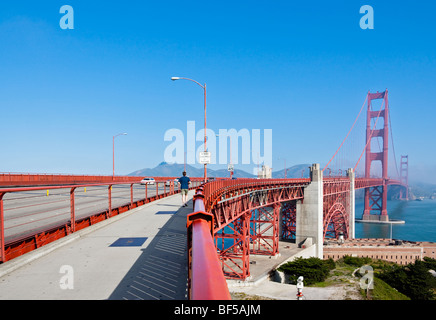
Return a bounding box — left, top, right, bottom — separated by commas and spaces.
171, 77, 180, 81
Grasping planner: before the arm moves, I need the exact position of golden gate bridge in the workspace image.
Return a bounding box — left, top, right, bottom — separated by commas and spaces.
0, 90, 408, 300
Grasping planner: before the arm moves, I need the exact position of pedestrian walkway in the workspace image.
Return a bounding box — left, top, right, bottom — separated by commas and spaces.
0, 191, 194, 300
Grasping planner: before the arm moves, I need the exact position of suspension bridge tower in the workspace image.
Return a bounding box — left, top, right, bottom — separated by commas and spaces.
400, 155, 409, 200
362, 90, 390, 222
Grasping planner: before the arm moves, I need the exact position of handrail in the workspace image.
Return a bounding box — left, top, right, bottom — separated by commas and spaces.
187, 187, 231, 300
0, 173, 205, 186
0, 180, 201, 262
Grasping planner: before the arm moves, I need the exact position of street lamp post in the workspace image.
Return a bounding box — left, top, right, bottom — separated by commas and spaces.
171, 77, 208, 182
113, 133, 127, 179
278, 157, 288, 179
216, 133, 233, 179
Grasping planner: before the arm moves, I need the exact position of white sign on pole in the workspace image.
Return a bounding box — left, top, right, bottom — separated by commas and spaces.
228, 164, 234, 172
199, 152, 211, 164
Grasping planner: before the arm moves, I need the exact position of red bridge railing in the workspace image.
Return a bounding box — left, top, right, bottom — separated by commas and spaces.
0, 180, 200, 263
0, 172, 204, 187
187, 186, 231, 300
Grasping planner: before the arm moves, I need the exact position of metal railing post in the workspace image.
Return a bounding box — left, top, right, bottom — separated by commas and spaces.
70, 187, 76, 233
108, 185, 112, 218
130, 183, 134, 207
0, 193, 5, 262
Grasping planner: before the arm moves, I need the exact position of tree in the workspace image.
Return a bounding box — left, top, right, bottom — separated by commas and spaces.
277, 257, 335, 286
378, 260, 436, 300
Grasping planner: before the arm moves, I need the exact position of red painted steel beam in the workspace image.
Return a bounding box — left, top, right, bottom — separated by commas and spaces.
187, 187, 230, 300
189, 218, 231, 300
203, 179, 307, 280
0, 173, 205, 187
0, 173, 142, 186
0, 193, 4, 262
70, 187, 76, 233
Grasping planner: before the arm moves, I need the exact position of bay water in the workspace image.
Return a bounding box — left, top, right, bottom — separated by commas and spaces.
355, 199, 436, 242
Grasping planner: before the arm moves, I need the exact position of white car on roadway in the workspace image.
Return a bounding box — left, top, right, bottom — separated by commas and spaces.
165, 178, 179, 186
140, 177, 156, 185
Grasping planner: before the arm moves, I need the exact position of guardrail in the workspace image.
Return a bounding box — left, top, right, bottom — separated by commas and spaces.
0, 173, 205, 186
0, 180, 201, 263
187, 186, 231, 300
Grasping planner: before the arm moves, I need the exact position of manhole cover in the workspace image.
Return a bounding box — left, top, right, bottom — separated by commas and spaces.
109, 237, 148, 247
155, 211, 176, 215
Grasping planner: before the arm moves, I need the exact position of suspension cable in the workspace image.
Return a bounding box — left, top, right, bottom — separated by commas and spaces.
354, 98, 385, 172
388, 100, 400, 179
322, 95, 368, 172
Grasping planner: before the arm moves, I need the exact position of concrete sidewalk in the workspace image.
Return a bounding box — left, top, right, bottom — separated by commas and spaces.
0, 191, 194, 300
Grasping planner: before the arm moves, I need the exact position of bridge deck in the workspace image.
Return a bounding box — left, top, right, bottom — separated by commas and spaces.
0, 187, 311, 300
0, 191, 194, 300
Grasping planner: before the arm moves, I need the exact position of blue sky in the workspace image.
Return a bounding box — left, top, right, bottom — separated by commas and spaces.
0, 1, 435, 182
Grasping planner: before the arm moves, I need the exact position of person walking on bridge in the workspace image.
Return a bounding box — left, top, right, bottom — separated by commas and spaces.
178, 171, 191, 207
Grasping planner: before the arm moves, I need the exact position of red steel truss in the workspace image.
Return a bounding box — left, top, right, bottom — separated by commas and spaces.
323, 178, 351, 240
281, 201, 297, 241
202, 176, 406, 280
203, 179, 308, 280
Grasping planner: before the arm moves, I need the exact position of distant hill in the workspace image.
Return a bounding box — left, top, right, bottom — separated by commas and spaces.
128, 162, 311, 179
131, 163, 436, 199
128, 162, 256, 178
272, 164, 311, 179
129, 162, 203, 178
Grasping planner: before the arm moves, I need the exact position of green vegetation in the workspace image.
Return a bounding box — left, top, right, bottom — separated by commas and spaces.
343, 255, 436, 300
276, 256, 436, 300
367, 277, 410, 300
277, 257, 335, 286
423, 256, 436, 270
342, 255, 372, 267
377, 258, 436, 300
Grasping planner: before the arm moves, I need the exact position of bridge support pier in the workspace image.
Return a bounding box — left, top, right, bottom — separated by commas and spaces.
348, 168, 355, 239
296, 164, 323, 259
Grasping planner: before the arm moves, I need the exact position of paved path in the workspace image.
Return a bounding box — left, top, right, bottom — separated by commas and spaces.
0, 191, 193, 300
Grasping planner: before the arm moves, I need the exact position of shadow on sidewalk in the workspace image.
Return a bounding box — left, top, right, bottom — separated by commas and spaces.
108, 200, 192, 300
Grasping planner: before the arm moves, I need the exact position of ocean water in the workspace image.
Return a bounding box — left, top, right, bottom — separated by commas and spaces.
218, 199, 436, 250
355, 199, 436, 242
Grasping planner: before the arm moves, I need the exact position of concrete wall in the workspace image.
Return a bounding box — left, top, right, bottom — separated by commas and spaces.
273, 244, 318, 284
296, 164, 323, 259
324, 246, 423, 265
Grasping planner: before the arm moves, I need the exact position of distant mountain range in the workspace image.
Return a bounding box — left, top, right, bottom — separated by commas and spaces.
128, 162, 311, 179
128, 162, 436, 199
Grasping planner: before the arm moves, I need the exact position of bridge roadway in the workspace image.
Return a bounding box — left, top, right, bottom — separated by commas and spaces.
1, 184, 167, 244
0, 190, 194, 299
0, 189, 307, 300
